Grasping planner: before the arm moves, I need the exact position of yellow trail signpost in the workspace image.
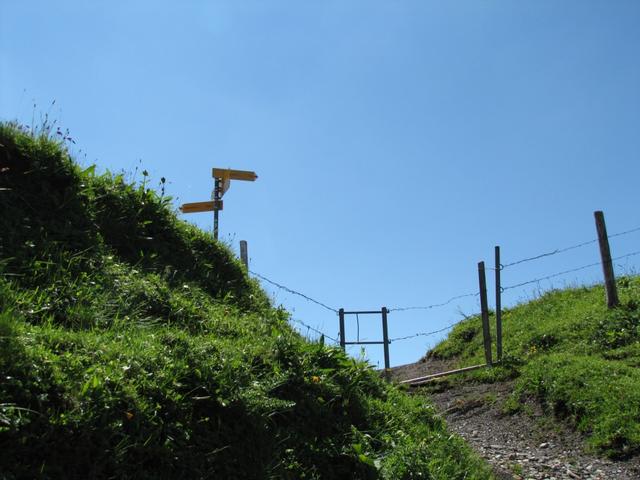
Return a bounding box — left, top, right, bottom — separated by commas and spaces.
179, 200, 222, 214
212, 168, 258, 182
179, 167, 257, 240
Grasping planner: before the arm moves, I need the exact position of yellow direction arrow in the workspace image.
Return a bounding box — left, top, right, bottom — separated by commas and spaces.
212, 168, 258, 182
179, 200, 223, 213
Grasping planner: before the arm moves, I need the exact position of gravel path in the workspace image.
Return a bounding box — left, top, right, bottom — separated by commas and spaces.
390, 358, 640, 480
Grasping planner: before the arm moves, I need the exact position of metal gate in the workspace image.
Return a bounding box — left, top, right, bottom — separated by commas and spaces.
338, 307, 391, 380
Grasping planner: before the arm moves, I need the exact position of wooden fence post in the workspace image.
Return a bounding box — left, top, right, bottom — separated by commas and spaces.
240, 240, 248, 269
478, 261, 493, 365
594, 211, 619, 308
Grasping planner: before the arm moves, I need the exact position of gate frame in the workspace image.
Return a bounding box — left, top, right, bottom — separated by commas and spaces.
339, 307, 391, 380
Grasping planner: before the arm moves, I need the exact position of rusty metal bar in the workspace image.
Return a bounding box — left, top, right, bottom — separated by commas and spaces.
400, 363, 490, 386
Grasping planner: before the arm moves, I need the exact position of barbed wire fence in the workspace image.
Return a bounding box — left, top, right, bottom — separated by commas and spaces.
501, 250, 640, 291
499, 226, 640, 271
249, 270, 338, 314
290, 318, 339, 344
248, 216, 640, 359
247, 270, 341, 344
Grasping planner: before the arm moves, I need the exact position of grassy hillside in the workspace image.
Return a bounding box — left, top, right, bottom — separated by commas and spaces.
0, 122, 492, 479
430, 277, 640, 458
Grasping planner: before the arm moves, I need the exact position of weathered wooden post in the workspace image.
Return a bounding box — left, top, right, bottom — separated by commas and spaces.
478, 261, 493, 365
240, 240, 248, 268
495, 246, 503, 361
594, 211, 619, 308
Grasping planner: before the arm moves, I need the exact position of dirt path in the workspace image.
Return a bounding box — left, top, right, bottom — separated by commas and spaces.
391, 358, 640, 480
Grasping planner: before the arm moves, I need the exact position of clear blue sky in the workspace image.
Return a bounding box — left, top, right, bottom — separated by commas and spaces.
2, 1, 640, 367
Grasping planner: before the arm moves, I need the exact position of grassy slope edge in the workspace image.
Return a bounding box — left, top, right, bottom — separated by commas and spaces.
0, 122, 492, 479
429, 277, 640, 458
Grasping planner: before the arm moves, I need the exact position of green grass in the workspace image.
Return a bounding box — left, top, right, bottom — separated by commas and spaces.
0, 122, 493, 479
430, 277, 640, 458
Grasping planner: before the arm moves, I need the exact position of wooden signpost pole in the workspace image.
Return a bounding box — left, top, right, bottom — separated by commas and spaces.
213, 178, 221, 240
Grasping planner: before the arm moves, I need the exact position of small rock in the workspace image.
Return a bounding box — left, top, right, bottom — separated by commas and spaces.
539, 442, 549, 449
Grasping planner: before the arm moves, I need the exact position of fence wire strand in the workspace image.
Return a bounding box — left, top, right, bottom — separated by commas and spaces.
390, 322, 460, 342
502, 224, 640, 269
609, 225, 640, 239
249, 270, 338, 313
389, 292, 479, 313
502, 250, 640, 291
502, 240, 597, 268
290, 318, 338, 344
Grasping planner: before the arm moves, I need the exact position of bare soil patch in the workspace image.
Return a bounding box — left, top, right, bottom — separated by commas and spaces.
391, 358, 640, 480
